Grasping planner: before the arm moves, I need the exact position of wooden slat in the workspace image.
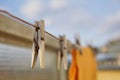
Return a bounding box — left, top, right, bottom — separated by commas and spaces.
0, 13, 59, 50
0, 43, 60, 80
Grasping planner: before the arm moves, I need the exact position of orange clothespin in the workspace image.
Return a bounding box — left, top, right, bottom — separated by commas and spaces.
31, 20, 45, 69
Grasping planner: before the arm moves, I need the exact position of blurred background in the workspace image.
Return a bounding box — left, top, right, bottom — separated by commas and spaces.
0, 0, 120, 80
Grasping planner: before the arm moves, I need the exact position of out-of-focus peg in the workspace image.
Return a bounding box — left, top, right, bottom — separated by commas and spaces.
59, 35, 68, 70
63, 35, 68, 70
74, 34, 82, 54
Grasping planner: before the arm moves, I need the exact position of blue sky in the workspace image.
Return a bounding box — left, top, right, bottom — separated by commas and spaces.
0, 0, 120, 47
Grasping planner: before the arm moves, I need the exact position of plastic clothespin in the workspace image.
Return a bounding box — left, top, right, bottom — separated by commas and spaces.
31, 20, 45, 69
58, 35, 68, 70
38, 20, 45, 69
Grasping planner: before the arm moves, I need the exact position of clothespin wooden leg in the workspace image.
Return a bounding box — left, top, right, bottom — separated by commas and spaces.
63, 50, 67, 70
63, 35, 68, 70
57, 50, 61, 70
31, 22, 39, 69
31, 44, 37, 68
39, 40, 45, 68
38, 20, 45, 69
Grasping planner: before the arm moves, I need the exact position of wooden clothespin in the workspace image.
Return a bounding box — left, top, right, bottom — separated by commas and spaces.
74, 34, 82, 54
57, 36, 63, 70
38, 20, 45, 69
67, 40, 73, 53
63, 35, 68, 70
57, 35, 68, 70
31, 21, 40, 69
31, 20, 45, 69
87, 40, 98, 55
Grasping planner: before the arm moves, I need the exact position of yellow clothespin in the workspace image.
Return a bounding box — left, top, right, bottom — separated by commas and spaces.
57, 35, 68, 70
31, 20, 45, 69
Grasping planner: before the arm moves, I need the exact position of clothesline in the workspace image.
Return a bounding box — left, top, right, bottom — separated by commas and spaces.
0, 10, 59, 41
0, 10, 97, 72
0, 10, 98, 79
0, 10, 76, 52
0, 9, 78, 70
